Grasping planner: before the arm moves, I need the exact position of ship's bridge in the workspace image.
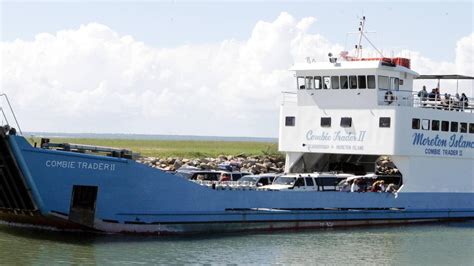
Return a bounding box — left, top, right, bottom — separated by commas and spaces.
290, 60, 419, 108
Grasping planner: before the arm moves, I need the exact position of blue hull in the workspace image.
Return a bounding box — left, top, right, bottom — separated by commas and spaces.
1, 135, 473, 234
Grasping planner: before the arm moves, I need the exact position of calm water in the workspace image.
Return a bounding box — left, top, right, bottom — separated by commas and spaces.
0, 222, 473, 265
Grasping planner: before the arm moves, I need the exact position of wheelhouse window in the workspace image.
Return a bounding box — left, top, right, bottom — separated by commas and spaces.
358, 75, 367, 89
305, 77, 314, 89
341, 117, 352, 128
314, 76, 322, 89
470, 123, 474, 134
305, 177, 314, 186
349, 76, 357, 89
422, 119, 430, 130
391, 77, 400, 91
379, 117, 391, 128
378, 75, 390, 90
340, 76, 349, 90
323, 76, 331, 89
460, 122, 468, 133
285, 116, 295, 127
367, 75, 376, 89
450, 122, 458, 132
331, 76, 340, 89
412, 118, 420, 129
441, 121, 449, 132
321, 117, 331, 127
340, 76, 348, 89
432, 120, 440, 131
296, 77, 305, 90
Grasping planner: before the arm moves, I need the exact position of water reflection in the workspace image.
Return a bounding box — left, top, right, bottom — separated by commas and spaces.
0, 222, 473, 264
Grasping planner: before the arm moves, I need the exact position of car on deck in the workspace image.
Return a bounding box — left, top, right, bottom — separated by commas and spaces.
237, 173, 280, 187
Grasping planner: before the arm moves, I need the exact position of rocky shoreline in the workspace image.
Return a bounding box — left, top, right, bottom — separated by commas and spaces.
137, 155, 399, 176
137, 154, 286, 174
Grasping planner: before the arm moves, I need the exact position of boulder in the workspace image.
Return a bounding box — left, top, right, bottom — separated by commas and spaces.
173, 160, 183, 170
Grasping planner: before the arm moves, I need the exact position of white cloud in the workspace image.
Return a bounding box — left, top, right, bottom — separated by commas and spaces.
455, 33, 474, 76
1, 13, 473, 137
407, 33, 473, 96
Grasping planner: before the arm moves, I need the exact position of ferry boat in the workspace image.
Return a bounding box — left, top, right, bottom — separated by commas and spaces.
0, 18, 473, 234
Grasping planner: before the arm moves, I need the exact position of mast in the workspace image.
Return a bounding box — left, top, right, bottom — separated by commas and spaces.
354, 16, 384, 59
356, 16, 366, 59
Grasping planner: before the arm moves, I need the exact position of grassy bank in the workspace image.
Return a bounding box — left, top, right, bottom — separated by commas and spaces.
28, 137, 282, 159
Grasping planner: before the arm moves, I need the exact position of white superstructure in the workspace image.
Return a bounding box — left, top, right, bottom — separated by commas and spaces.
279, 21, 474, 194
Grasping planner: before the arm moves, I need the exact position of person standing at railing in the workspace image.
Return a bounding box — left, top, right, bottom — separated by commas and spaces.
443, 93, 454, 110
418, 86, 428, 106
418, 86, 428, 101
428, 89, 437, 101
460, 93, 469, 109
435, 88, 441, 101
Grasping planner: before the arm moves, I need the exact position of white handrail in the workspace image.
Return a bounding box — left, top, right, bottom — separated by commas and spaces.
379, 90, 473, 113
0, 93, 23, 135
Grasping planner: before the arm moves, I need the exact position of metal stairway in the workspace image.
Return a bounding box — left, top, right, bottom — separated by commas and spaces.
0, 126, 36, 212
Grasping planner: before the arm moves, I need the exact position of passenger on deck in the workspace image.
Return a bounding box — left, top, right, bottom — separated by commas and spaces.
340, 180, 352, 192
379, 180, 386, 191
359, 179, 369, 192
460, 93, 469, 109
385, 183, 399, 193
370, 180, 385, 192
351, 179, 362, 192
418, 86, 428, 101
428, 89, 437, 101
454, 93, 462, 110
219, 173, 231, 182
435, 88, 441, 100
443, 93, 454, 110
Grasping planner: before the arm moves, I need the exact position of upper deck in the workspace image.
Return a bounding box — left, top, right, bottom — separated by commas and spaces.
288, 60, 474, 112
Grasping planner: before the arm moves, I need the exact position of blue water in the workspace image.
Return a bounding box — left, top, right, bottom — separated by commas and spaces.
0, 222, 473, 265
25, 132, 278, 143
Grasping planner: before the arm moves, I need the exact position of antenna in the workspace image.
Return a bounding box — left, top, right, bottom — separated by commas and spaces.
353, 16, 384, 59
356, 16, 365, 58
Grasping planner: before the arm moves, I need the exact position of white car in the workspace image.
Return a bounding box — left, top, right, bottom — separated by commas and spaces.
261, 173, 354, 191
237, 174, 279, 187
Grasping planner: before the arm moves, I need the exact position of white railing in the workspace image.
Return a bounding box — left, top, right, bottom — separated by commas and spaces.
378, 90, 474, 113
281, 89, 472, 113
414, 94, 473, 113
0, 93, 23, 134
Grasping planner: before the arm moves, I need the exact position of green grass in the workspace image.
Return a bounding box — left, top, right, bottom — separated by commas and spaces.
27, 137, 282, 159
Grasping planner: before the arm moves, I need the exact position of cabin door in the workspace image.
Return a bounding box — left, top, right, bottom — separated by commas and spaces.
69, 185, 98, 228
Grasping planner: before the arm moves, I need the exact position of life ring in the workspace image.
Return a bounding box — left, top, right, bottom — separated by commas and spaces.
384, 91, 395, 104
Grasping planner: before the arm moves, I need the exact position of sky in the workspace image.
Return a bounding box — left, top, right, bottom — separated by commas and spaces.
0, 1, 473, 137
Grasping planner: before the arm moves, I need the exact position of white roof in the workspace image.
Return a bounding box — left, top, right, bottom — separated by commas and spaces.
290, 60, 419, 76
